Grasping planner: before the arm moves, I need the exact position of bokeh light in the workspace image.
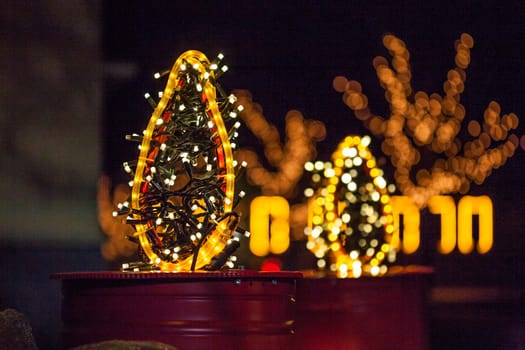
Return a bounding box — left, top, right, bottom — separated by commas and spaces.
334, 33, 522, 208
304, 136, 397, 278
234, 90, 327, 198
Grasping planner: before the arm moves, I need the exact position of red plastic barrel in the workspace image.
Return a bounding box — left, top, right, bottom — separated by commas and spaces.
52, 270, 302, 350
294, 266, 433, 350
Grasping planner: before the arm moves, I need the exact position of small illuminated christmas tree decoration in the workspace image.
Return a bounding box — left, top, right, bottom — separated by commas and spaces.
114, 50, 248, 272
304, 135, 397, 278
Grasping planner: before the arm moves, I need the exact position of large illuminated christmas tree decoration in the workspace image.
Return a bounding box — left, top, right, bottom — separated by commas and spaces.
304, 135, 397, 278
114, 50, 248, 272
333, 33, 521, 208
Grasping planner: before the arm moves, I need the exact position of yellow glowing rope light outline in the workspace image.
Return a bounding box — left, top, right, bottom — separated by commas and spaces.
307, 135, 395, 277
131, 50, 235, 271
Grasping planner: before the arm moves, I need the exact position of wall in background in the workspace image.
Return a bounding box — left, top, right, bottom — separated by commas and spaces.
0, 0, 101, 246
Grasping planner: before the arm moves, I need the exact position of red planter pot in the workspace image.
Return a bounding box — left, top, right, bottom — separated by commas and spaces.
52, 270, 301, 350
294, 266, 433, 350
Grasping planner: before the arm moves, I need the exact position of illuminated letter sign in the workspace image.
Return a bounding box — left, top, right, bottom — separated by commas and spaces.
428, 196, 457, 254
249, 196, 290, 256
457, 195, 493, 254
390, 195, 493, 254
390, 196, 420, 254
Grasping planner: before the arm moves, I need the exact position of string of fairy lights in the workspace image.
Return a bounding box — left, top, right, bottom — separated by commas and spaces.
333, 33, 522, 208
304, 135, 397, 278
233, 90, 327, 198
103, 33, 522, 277
113, 51, 249, 272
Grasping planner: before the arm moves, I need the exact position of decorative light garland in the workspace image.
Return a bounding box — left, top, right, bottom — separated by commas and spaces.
304, 135, 397, 278
114, 50, 248, 272
333, 33, 522, 209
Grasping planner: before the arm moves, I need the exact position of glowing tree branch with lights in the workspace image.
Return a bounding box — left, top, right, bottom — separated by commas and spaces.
234, 90, 327, 198
333, 33, 521, 208
113, 50, 248, 272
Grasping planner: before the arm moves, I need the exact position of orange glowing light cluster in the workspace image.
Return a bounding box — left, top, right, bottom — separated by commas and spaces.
234, 90, 327, 197
304, 135, 397, 278
98, 176, 137, 261
333, 33, 521, 208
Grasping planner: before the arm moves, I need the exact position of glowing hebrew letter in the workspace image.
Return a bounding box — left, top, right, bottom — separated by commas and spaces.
457, 195, 493, 254
390, 196, 420, 254
250, 196, 290, 256
428, 196, 457, 254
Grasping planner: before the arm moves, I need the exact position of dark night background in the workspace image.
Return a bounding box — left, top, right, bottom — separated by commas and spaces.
1, 1, 524, 349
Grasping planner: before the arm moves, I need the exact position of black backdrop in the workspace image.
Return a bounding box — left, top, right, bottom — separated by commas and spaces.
101, 1, 525, 348
102, 0, 524, 281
